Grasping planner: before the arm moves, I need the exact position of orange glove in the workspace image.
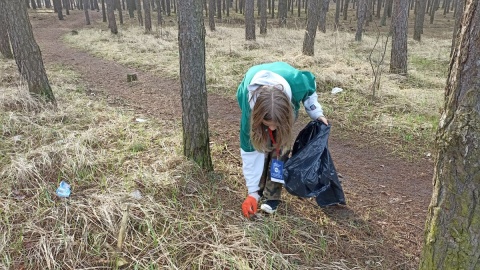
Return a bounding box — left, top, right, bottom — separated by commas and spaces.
242, 195, 258, 218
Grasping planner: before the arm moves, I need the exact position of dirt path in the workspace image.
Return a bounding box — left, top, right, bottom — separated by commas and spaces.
30, 10, 434, 266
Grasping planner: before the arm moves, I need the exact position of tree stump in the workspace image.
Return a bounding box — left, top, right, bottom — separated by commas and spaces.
127, 74, 138, 82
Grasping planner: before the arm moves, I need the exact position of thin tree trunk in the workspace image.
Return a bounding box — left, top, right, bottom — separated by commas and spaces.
3, 0, 56, 103
143, 0, 151, 31
356, 0, 367, 41
318, 0, 330, 33
177, 0, 213, 170
84, 0, 91, 24
208, 0, 215, 30
245, 0, 255, 40
450, 0, 464, 55
101, 0, 107, 21
136, 0, 143, 25
413, 0, 427, 41
260, 0, 267, 34
335, 0, 341, 28
303, 0, 321, 55
0, 0, 13, 59
343, 0, 350, 20
116, 0, 123, 24
53, 0, 64, 20
106, 0, 118, 33
390, 0, 409, 74
156, 0, 162, 26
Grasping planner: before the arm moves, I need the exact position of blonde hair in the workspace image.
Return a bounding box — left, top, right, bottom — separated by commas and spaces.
250, 85, 294, 152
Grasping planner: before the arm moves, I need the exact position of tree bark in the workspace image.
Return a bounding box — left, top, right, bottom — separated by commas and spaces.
216, 0, 222, 19
209, 0, 215, 30
450, 0, 464, 56
319, 0, 329, 32
376, 0, 382, 18
106, 0, 118, 33
143, 0, 151, 31
278, 0, 287, 26
116, 0, 123, 24
101, 0, 107, 22
53, 0, 64, 20
389, 0, 408, 74
413, 0, 427, 41
419, 0, 480, 268
2, 0, 56, 103
177, 0, 213, 171
245, 0, 255, 40
165, 0, 170, 15
127, 0, 135, 18
334, 0, 341, 28
302, 0, 320, 55
429, 0, 439, 23
156, 0, 162, 26
356, 0, 367, 41
84, 0, 91, 25
0, 0, 13, 59
343, 0, 350, 20
381, 0, 393, 25
260, 0, 267, 34
136, 0, 143, 25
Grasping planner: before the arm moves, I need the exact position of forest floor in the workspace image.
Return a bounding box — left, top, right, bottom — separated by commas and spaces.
29, 10, 434, 269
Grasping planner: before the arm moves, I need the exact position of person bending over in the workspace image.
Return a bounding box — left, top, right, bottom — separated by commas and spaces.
236, 61, 328, 218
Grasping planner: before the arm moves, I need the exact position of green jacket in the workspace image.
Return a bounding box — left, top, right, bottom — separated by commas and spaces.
236, 62, 321, 152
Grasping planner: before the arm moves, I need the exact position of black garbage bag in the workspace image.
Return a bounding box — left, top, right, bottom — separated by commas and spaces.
283, 120, 346, 207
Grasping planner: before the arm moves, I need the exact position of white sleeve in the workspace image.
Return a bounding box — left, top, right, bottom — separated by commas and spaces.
240, 149, 266, 194
303, 91, 324, 120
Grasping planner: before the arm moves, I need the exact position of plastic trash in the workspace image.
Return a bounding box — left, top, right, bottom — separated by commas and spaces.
130, 190, 142, 200
331, 87, 343, 94
56, 181, 71, 198
283, 120, 346, 207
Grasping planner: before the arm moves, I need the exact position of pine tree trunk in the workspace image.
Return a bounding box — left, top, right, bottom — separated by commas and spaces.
101, 0, 107, 22
3, 0, 56, 103
208, 0, 215, 30
356, 0, 367, 41
413, 0, 427, 41
165, 0, 170, 15
318, 0, 330, 33
245, 0, 255, 40
343, 0, 350, 20
53, 0, 64, 20
143, 0, 151, 31
278, 0, 287, 26
116, 0, 123, 24
216, 0, 222, 19
450, 0, 464, 55
0, 0, 13, 59
127, 0, 135, 18
136, 0, 143, 25
156, 0, 162, 26
260, 0, 267, 34
419, 0, 480, 268
177, 0, 213, 171
390, 0, 408, 74
107, 0, 118, 33
376, 0, 382, 17
302, 0, 320, 55
335, 0, 341, 28
84, 0, 91, 25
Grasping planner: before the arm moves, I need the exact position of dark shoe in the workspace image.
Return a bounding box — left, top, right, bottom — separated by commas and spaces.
260, 200, 280, 214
